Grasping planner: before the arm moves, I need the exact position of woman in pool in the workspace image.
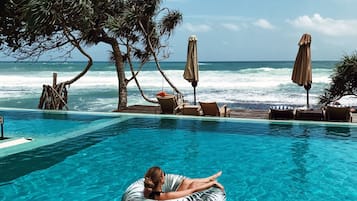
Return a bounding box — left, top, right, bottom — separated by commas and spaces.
143, 166, 224, 200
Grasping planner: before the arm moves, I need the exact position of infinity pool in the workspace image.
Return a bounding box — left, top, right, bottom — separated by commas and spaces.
0, 108, 356, 200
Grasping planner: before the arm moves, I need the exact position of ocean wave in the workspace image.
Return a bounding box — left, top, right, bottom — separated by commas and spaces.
198, 62, 211, 66
0, 61, 344, 111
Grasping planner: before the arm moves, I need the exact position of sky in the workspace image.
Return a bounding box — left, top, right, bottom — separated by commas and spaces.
2, 0, 357, 61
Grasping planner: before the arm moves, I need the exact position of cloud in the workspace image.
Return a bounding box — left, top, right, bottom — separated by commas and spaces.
182, 16, 275, 32
165, 0, 187, 2
288, 13, 357, 36
253, 19, 275, 30
182, 23, 212, 33
221, 23, 240, 31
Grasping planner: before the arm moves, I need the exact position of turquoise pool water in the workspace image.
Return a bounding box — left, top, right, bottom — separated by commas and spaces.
0, 109, 356, 200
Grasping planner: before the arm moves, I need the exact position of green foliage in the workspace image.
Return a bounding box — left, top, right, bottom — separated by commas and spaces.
0, 0, 182, 62
102, 0, 182, 61
319, 53, 357, 104
0, 0, 29, 51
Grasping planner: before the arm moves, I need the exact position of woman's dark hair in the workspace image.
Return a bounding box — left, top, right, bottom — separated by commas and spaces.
144, 166, 163, 190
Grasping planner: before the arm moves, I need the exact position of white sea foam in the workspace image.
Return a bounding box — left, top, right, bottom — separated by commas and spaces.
0, 62, 349, 111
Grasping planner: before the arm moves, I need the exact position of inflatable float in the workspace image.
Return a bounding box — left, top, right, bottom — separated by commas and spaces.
122, 174, 226, 201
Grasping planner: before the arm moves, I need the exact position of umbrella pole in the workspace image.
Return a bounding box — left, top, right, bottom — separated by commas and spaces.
304, 84, 311, 109
193, 86, 196, 105
306, 89, 309, 109
192, 81, 198, 105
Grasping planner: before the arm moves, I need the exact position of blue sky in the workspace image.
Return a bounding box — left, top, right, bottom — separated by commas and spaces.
2, 0, 357, 61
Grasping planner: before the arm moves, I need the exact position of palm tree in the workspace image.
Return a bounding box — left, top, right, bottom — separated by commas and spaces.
105, 0, 183, 106
319, 53, 357, 104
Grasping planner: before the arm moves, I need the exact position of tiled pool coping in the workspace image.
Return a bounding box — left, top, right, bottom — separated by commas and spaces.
0, 138, 32, 149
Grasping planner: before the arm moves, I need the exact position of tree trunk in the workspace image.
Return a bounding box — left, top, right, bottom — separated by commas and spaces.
111, 40, 127, 110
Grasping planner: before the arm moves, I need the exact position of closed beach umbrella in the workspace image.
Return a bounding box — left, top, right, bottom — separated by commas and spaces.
292, 33, 312, 108
183, 35, 199, 105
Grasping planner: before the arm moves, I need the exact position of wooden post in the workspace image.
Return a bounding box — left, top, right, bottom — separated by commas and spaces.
53, 72, 57, 88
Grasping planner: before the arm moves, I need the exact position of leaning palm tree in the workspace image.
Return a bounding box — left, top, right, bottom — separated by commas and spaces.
319, 53, 357, 104
107, 0, 183, 104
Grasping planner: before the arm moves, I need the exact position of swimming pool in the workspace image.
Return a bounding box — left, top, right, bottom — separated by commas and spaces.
0, 108, 356, 200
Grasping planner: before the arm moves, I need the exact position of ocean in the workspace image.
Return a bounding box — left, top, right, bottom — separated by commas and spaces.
0, 61, 355, 112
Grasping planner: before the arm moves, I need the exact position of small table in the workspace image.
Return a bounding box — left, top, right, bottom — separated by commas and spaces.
295, 109, 324, 121
182, 105, 200, 116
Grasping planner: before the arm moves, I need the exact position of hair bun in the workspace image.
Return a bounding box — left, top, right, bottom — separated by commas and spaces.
144, 177, 155, 188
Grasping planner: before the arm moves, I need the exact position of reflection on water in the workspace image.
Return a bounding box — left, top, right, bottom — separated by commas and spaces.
267, 121, 355, 197
268, 121, 354, 139
325, 126, 351, 137
290, 129, 309, 190
268, 123, 310, 191
268, 122, 294, 136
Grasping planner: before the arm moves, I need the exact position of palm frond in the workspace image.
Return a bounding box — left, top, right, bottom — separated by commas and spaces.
319, 52, 357, 104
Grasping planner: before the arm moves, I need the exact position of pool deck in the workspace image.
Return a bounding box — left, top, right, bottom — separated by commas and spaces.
118, 105, 357, 123
117, 105, 269, 119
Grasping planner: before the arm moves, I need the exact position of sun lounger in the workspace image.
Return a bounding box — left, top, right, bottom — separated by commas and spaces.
324, 105, 352, 122
157, 94, 183, 114
199, 102, 230, 117
268, 106, 294, 120
295, 108, 324, 121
